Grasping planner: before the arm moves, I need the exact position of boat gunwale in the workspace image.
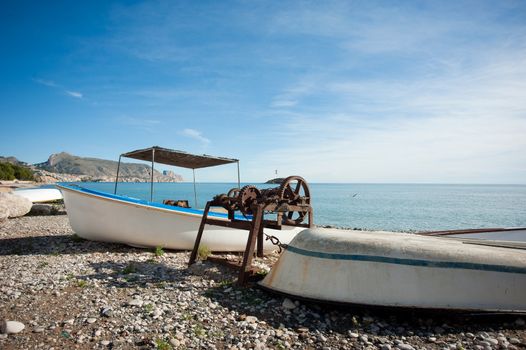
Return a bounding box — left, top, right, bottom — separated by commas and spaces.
257, 283, 526, 314
56, 183, 249, 221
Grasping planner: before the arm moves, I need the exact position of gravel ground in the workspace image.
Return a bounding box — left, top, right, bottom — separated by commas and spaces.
0, 215, 525, 350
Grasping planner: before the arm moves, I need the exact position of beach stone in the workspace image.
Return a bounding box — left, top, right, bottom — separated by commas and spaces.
0, 205, 8, 221
101, 307, 113, 317
86, 318, 97, 324
0, 320, 25, 334
282, 298, 296, 310
397, 344, 415, 350
127, 298, 143, 307
509, 338, 521, 345
33, 326, 45, 333
486, 338, 498, 346
0, 192, 32, 218
29, 204, 53, 216
101, 340, 110, 346
245, 316, 258, 323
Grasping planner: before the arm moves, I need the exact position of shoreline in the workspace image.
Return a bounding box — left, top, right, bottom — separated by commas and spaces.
0, 215, 525, 349
0, 181, 40, 193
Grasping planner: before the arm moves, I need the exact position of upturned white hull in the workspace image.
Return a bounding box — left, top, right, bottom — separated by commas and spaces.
58, 184, 302, 252
14, 188, 63, 203
260, 228, 526, 312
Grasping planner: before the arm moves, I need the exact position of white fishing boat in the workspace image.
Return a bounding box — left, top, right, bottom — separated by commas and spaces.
260, 228, 526, 312
14, 187, 63, 203
423, 227, 526, 243
58, 147, 303, 251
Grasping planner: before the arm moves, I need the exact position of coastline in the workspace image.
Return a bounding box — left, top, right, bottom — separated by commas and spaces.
0, 180, 40, 192
1, 215, 525, 349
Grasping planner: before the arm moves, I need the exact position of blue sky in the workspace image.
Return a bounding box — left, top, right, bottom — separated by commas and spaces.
1, 0, 525, 183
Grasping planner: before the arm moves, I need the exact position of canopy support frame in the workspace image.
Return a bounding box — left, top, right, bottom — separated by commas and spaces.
113, 146, 240, 209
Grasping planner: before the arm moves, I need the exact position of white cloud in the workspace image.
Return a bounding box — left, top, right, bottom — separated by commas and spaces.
252, 45, 526, 183
65, 90, 83, 99
180, 128, 211, 145
34, 78, 58, 87
115, 116, 161, 132
34, 78, 84, 100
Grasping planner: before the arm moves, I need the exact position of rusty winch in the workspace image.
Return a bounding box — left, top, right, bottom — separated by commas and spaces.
212, 175, 311, 226
188, 176, 313, 285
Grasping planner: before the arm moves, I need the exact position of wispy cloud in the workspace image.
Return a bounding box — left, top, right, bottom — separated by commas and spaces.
254, 45, 526, 183
34, 77, 84, 100
115, 116, 161, 132
271, 80, 316, 108
180, 128, 210, 146
65, 90, 83, 99
34, 78, 58, 87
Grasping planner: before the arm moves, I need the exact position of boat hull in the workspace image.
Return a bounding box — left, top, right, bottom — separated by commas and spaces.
14, 188, 63, 203
58, 184, 302, 252
260, 228, 526, 312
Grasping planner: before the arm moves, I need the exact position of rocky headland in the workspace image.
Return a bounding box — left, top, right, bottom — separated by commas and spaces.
1, 153, 184, 184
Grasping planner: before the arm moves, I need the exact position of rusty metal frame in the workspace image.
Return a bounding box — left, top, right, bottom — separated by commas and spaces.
188, 195, 313, 285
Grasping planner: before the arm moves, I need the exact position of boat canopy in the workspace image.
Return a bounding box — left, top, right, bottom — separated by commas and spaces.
114, 146, 240, 206
121, 146, 238, 169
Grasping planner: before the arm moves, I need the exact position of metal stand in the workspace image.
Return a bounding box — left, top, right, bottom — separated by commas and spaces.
188, 182, 313, 285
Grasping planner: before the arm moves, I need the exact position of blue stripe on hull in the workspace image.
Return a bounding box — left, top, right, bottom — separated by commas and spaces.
57, 183, 250, 221
286, 245, 526, 274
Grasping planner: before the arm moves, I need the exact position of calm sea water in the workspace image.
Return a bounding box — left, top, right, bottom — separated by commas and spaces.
75, 182, 526, 232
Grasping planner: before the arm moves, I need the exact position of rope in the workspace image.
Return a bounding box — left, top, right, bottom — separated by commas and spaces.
263, 233, 287, 253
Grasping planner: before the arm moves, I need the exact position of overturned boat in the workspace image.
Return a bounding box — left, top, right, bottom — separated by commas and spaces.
260, 228, 526, 312
14, 187, 63, 203
58, 147, 303, 251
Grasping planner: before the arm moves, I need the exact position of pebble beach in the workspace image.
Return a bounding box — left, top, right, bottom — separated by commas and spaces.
1, 215, 525, 350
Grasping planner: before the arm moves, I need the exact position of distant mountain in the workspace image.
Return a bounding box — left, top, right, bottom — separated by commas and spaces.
34, 152, 183, 182
265, 177, 285, 184
0, 156, 28, 166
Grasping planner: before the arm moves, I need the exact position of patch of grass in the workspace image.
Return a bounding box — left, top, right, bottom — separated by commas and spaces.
50, 251, 60, 256
156, 281, 167, 288
38, 261, 49, 268
154, 246, 165, 257
146, 258, 157, 264
65, 273, 75, 280
154, 338, 172, 350
197, 245, 211, 260
193, 323, 206, 338
122, 263, 137, 275
219, 279, 233, 287
77, 280, 88, 288
143, 303, 154, 314
181, 312, 193, 321
71, 234, 85, 242
255, 270, 268, 277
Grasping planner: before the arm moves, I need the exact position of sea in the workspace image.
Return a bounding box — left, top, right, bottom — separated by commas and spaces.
75, 182, 526, 232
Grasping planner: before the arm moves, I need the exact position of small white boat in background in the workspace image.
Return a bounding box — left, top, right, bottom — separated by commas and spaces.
14, 187, 63, 203
423, 227, 526, 243
260, 228, 526, 312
